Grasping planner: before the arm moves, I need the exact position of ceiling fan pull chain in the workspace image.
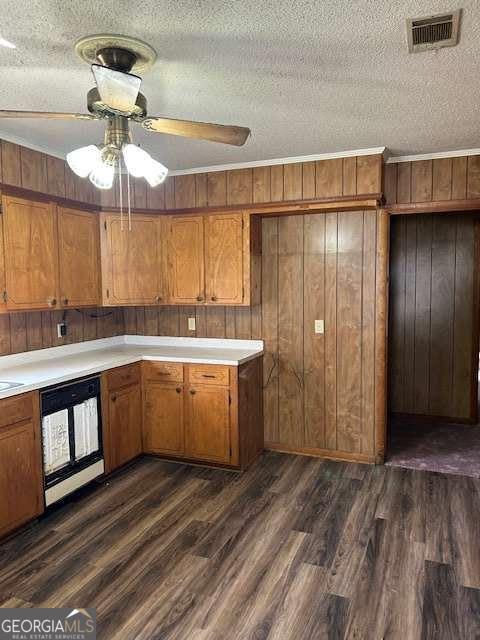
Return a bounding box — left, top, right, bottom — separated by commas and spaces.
127, 166, 132, 231
118, 155, 124, 231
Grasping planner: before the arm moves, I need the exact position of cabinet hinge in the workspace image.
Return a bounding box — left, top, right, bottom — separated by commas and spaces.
229, 394, 232, 405
241, 218, 244, 229
104, 220, 107, 231
2, 291, 6, 303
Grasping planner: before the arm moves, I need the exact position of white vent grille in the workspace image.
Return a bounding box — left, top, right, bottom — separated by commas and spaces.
407, 9, 461, 53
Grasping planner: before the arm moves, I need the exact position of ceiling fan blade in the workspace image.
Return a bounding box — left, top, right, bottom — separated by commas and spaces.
0, 110, 98, 121
92, 64, 141, 114
141, 116, 251, 146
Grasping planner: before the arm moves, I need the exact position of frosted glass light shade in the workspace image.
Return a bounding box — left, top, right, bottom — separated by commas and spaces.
66, 145, 102, 178
122, 143, 152, 178
92, 65, 141, 114
89, 161, 115, 190
144, 159, 168, 187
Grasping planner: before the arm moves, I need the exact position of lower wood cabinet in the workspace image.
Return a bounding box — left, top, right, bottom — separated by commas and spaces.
185, 384, 231, 463
144, 382, 185, 457
0, 392, 43, 538
102, 363, 142, 473
142, 357, 263, 469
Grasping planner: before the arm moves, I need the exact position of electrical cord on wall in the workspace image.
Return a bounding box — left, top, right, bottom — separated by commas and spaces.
61, 308, 115, 322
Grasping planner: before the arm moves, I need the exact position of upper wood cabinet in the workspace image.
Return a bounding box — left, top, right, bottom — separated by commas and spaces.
100, 212, 167, 306
57, 206, 100, 307
169, 215, 205, 304
0, 214, 7, 313
0, 193, 261, 312
205, 213, 244, 304
168, 212, 260, 306
2, 195, 59, 310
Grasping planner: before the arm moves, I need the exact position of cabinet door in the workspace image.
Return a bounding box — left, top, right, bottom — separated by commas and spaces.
106, 384, 142, 472
185, 385, 231, 463
169, 216, 205, 304
57, 206, 100, 307
0, 419, 43, 537
101, 214, 161, 305
3, 195, 58, 310
143, 382, 184, 456
0, 214, 7, 313
205, 213, 244, 304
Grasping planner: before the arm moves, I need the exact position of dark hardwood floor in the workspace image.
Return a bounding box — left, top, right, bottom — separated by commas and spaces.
0, 452, 479, 639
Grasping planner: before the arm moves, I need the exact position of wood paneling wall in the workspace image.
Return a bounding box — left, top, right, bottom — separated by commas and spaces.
122, 155, 384, 461
0, 307, 125, 356
156, 154, 382, 210
389, 214, 477, 421
0, 141, 385, 461
0, 139, 126, 354
135, 210, 382, 461
0, 139, 101, 205
384, 156, 480, 205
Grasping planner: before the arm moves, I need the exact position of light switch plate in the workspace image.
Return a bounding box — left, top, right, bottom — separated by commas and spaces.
314, 319, 324, 334
188, 317, 196, 331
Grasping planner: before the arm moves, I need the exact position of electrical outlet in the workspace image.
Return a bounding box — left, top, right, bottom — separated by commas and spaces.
188, 317, 196, 331
57, 322, 67, 338
314, 319, 324, 334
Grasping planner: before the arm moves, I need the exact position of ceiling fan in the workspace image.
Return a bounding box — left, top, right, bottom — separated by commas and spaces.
0, 34, 251, 190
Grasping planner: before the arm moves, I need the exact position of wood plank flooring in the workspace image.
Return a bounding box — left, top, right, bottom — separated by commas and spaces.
0, 453, 479, 639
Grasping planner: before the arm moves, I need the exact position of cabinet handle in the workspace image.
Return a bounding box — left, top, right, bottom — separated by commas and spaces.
47, 297, 57, 307
190, 389, 196, 395
211, 296, 217, 302
63, 297, 69, 306
112, 394, 117, 402
176, 387, 182, 394
196, 295, 204, 302
155, 295, 162, 303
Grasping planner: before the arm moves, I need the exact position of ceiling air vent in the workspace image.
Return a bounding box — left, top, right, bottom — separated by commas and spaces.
407, 9, 461, 53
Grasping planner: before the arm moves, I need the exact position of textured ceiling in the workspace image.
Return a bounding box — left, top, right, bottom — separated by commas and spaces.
0, 1, 479, 170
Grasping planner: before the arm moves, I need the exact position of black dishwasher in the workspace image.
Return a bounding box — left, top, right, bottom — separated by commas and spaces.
41, 376, 104, 506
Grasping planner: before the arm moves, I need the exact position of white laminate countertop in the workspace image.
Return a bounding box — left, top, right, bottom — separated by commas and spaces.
0, 336, 264, 400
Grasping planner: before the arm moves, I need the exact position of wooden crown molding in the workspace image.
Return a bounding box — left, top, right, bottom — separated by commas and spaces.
0, 183, 101, 212
387, 198, 480, 215
0, 181, 381, 218
101, 194, 382, 218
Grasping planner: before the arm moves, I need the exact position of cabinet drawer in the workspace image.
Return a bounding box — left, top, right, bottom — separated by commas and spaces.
188, 365, 230, 387
106, 364, 140, 391
143, 361, 183, 383
0, 392, 35, 429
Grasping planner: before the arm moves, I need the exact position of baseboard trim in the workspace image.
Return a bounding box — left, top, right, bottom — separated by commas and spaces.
390, 412, 476, 426
264, 442, 376, 464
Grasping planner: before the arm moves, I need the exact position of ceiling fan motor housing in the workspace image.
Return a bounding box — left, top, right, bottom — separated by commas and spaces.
96, 47, 137, 73
104, 115, 131, 148
86, 87, 147, 119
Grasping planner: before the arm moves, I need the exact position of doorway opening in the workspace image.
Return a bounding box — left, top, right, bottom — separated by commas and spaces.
386, 212, 480, 478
